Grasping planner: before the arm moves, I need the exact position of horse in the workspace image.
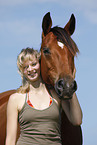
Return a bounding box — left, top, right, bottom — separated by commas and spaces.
41, 12, 79, 99
0, 12, 83, 145
40, 12, 83, 144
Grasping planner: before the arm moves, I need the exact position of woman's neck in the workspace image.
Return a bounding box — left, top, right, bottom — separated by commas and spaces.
29, 77, 45, 91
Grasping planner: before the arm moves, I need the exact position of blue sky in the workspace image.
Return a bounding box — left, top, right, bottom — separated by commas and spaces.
0, 0, 97, 145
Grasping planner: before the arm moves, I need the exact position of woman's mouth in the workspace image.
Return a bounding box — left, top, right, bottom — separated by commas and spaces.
28, 71, 37, 77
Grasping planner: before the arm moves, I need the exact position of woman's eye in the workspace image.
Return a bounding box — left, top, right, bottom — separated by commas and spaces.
24, 66, 28, 69
32, 62, 37, 66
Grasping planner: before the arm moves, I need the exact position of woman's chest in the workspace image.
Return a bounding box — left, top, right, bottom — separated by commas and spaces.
19, 100, 61, 123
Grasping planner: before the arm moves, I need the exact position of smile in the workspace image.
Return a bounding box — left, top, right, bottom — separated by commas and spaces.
28, 71, 37, 77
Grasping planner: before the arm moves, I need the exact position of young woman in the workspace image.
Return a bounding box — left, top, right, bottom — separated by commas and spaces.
5, 47, 82, 145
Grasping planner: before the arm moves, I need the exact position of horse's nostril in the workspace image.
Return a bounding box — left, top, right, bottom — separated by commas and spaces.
57, 79, 64, 88
55, 78, 77, 98
71, 80, 77, 91
54, 79, 64, 97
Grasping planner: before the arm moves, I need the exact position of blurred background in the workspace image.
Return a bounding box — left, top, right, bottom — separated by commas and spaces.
0, 0, 97, 144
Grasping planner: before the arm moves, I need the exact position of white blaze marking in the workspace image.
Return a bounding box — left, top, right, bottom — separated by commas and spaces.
57, 41, 64, 49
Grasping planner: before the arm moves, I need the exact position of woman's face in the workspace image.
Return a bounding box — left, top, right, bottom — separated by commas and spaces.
23, 56, 40, 82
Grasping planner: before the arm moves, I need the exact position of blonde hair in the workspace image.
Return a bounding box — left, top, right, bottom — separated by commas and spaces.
17, 47, 41, 93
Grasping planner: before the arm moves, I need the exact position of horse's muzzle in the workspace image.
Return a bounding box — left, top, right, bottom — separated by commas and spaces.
54, 77, 77, 99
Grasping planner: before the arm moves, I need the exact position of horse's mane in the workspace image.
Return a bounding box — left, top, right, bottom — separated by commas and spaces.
50, 26, 79, 56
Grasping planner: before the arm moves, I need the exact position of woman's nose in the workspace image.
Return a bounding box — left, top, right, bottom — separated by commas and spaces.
27, 65, 32, 71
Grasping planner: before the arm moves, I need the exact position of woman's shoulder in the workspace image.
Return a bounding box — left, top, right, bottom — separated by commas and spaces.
8, 92, 25, 104
9, 92, 24, 98
7, 92, 26, 111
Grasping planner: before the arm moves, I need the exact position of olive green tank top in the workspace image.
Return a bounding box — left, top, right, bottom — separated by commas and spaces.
16, 94, 62, 145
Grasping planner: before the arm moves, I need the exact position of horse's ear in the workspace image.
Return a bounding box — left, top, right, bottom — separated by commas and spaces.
64, 14, 75, 36
42, 12, 52, 36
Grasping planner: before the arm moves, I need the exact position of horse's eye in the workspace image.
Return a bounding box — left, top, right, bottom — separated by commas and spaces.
43, 47, 51, 55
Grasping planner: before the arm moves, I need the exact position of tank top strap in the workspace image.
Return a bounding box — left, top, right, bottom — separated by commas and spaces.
26, 92, 34, 108
45, 85, 53, 98
26, 90, 53, 108
25, 93, 27, 101
45, 87, 53, 106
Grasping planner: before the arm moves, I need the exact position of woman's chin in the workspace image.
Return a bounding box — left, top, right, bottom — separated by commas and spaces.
28, 74, 39, 82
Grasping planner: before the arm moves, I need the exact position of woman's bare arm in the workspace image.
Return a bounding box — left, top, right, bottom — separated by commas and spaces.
5, 94, 18, 145
61, 93, 83, 126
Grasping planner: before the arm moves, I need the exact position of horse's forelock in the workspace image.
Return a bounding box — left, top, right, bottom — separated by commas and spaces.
50, 26, 79, 56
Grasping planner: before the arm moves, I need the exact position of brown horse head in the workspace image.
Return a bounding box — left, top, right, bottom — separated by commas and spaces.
41, 12, 79, 99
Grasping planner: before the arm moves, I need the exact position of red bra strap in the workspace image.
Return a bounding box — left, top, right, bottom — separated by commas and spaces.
27, 92, 34, 108
49, 96, 52, 106
27, 92, 52, 108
